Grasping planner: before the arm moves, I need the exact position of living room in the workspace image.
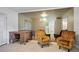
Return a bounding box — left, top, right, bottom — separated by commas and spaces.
0, 7, 79, 52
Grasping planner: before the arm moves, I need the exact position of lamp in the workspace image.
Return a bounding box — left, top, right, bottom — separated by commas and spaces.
41, 12, 47, 17
40, 12, 48, 22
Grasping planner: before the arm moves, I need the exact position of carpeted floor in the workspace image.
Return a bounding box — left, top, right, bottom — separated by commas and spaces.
0, 40, 79, 52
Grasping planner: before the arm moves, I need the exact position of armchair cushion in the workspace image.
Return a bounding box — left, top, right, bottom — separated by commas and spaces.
42, 36, 49, 42
59, 40, 69, 45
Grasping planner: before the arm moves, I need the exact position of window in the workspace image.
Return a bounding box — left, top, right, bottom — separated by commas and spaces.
62, 17, 67, 30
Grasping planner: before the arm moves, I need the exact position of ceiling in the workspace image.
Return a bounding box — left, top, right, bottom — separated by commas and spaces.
8, 7, 67, 13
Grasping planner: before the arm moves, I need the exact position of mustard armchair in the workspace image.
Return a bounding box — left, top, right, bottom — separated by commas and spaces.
35, 29, 50, 48
57, 31, 75, 52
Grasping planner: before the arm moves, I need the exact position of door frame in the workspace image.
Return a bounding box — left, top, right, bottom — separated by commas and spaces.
0, 13, 7, 46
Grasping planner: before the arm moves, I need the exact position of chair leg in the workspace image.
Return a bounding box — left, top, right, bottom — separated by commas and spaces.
38, 42, 40, 44
47, 44, 49, 46
41, 45, 43, 48
68, 49, 70, 52
24, 42, 26, 45
59, 46, 61, 49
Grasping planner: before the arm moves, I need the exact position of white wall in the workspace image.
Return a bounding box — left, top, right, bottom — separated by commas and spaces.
0, 8, 18, 44
74, 7, 79, 48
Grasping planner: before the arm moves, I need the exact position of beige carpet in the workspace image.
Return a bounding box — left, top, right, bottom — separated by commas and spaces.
0, 40, 79, 52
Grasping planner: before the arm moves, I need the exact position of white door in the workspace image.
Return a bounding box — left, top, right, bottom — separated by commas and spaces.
0, 14, 7, 45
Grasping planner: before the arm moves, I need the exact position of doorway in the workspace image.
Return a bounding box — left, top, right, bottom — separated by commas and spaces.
0, 14, 7, 45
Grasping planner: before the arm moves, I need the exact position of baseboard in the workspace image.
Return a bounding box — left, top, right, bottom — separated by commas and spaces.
0, 43, 7, 47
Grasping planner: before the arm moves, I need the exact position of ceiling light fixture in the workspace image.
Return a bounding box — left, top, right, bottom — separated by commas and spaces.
41, 12, 47, 17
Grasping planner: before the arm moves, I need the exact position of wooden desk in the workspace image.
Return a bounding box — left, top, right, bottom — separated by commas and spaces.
9, 30, 32, 44
19, 30, 32, 44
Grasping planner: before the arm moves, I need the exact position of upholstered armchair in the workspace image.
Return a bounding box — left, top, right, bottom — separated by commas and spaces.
35, 29, 50, 48
57, 31, 75, 52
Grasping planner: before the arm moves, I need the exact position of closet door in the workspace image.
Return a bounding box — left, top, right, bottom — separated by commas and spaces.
0, 14, 7, 45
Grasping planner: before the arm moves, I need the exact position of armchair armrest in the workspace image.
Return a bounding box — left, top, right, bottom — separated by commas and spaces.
54, 34, 61, 38
57, 37, 63, 41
